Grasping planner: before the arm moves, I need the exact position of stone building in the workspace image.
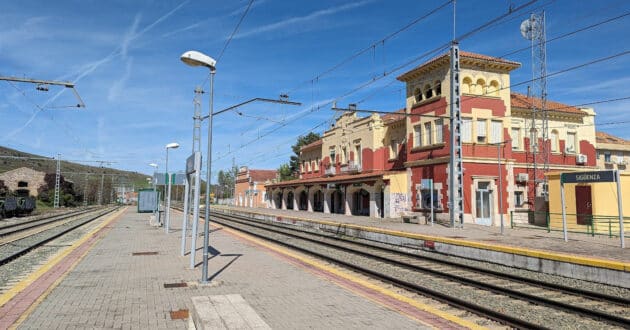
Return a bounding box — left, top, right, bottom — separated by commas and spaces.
0, 167, 47, 197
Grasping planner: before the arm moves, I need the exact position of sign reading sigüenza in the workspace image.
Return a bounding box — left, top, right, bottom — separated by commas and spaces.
561, 170, 616, 184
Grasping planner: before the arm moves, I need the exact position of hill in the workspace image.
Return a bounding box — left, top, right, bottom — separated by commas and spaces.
0, 146, 152, 203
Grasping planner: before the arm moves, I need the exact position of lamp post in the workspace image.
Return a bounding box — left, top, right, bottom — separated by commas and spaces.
165, 142, 180, 233
181, 50, 216, 284
181, 50, 301, 283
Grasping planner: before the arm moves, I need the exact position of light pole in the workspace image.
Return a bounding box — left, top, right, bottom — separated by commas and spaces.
165, 142, 180, 233
181, 50, 216, 284
181, 50, 301, 283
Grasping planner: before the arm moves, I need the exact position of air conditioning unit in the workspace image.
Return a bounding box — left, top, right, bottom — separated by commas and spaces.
516, 173, 529, 183
576, 154, 587, 165
616, 159, 627, 165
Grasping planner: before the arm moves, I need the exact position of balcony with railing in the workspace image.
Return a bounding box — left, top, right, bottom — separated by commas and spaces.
340, 161, 362, 174
324, 166, 336, 176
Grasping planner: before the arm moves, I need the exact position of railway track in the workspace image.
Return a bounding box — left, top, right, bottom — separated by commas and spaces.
208, 210, 630, 329
0, 207, 119, 266
0, 207, 98, 238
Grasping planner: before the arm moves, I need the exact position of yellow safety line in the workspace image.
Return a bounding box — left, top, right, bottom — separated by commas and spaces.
215, 206, 629, 272
0, 207, 127, 308
221, 225, 484, 330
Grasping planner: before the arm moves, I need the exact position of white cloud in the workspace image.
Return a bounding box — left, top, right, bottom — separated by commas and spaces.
234, 0, 374, 39
108, 57, 134, 101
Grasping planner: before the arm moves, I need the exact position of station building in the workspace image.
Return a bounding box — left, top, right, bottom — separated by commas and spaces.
264, 51, 599, 225
594, 131, 629, 171
235, 167, 276, 208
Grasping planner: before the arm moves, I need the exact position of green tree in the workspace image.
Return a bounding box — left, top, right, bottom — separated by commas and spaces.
216, 164, 238, 198
289, 132, 321, 174
277, 163, 294, 182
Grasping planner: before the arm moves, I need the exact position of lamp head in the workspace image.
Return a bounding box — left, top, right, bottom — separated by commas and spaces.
166, 142, 180, 149
148, 163, 158, 168
180, 51, 216, 70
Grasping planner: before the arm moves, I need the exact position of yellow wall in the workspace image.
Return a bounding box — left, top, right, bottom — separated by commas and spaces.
547, 172, 630, 234
384, 171, 408, 194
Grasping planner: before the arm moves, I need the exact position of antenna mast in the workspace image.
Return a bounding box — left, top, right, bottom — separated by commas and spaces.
520, 12, 548, 210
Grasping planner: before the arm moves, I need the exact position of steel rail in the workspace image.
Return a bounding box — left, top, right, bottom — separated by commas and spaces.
210, 211, 630, 328
0, 207, 119, 266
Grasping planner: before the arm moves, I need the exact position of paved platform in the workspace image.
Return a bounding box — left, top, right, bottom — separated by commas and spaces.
1, 207, 476, 329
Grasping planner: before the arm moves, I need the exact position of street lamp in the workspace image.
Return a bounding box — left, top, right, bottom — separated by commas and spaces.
181, 50, 216, 284
165, 142, 180, 233
180, 50, 301, 283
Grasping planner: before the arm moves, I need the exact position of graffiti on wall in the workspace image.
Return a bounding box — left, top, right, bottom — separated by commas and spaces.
390, 192, 410, 216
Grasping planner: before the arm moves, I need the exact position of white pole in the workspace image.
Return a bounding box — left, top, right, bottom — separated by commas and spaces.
615, 170, 625, 248
166, 149, 172, 233
498, 143, 504, 235
430, 180, 434, 226
561, 180, 568, 242
181, 177, 190, 256
190, 160, 202, 269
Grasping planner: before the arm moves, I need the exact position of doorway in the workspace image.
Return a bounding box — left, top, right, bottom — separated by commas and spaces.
475, 182, 492, 226
575, 185, 592, 225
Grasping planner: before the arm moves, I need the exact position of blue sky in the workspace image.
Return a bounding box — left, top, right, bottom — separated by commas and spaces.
1, 0, 629, 180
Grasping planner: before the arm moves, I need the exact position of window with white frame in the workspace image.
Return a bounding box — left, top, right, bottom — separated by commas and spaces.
477, 119, 487, 143
414, 125, 422, 147
390, 139, 399, 159
511, 128, 520, 150
490, 120, 502, 143
566, 132, 576, 153
550, 130, 559, 152
354, 143, 361, 165
462, 118, 472, 143
424, 122, 432, 146
605, 152, 612, 163
329, 147, 336, 163
435, 119, 443, 143
618, 152, 624, 163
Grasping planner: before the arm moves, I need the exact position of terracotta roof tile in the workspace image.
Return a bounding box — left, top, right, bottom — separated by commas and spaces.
398, 51, 520, 81
248, 169, 277, 182
381, 109, 406, 124
510, 93, 585, 115
596, 131, 630, 146
300, 139, 323, 151
266, 170, 401, 188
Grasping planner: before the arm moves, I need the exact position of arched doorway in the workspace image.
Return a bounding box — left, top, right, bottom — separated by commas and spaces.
287, 191, 294, 210
298, 190, 308, 210
313, 190, 324, 212
275, 191, 283, 209
352, 189, 370, 216
331, 190, 343, 214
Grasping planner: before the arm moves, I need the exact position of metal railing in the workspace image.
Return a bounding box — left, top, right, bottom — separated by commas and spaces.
510, 210, 630, 238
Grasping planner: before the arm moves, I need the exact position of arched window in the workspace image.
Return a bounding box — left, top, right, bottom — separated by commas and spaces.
423, 84, 433, 100
489, 80, 500, 96
414, 88, 422, 102
476, 78, 486, 95
434, 81, 442, 96
462, 77, 472, 94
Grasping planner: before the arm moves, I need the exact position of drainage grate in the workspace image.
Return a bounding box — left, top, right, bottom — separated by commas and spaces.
132, 251, 158, 256
164, 282, 188, 288
170, 309, 189, 320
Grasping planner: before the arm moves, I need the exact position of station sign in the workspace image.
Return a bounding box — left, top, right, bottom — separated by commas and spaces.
154, 172, 186, 185
560, 170, 616, 184
186, 152, 202, 175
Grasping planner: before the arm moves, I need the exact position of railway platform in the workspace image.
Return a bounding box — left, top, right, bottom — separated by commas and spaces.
216, 205, 630, 288
0, 207, 476, 329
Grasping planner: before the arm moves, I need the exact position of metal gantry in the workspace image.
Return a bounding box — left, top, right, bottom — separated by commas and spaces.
449, 43, 464, 228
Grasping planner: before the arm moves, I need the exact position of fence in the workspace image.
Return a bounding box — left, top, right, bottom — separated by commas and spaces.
510, 210, 630, 238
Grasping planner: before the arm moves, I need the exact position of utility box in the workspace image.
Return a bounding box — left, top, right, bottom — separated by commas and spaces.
138, 189, 159, 213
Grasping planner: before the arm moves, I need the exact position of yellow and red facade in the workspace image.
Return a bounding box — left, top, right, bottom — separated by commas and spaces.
263, 51, 598, 225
